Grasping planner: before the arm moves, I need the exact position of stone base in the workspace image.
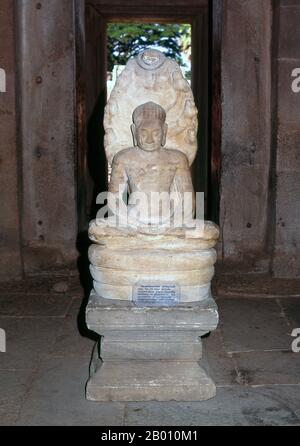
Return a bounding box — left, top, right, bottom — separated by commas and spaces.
87, 355, 216, 402
85, 290, 218, 402
88, 221, 219, 303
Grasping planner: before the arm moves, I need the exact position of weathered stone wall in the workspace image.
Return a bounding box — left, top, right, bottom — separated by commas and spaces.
219, 0, 300, 278
272, 0, 300, 278
219, 0, 272, 272
0, 0, 22, 279
16, 0, 78, 274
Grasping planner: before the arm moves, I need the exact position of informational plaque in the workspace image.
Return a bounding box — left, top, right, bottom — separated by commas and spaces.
133, 282, 180, 307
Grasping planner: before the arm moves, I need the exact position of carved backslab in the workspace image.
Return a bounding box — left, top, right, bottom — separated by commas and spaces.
104, 49, 198, 166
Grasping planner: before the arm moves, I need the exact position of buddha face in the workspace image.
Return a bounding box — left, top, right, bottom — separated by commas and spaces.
134, 119, 167, 152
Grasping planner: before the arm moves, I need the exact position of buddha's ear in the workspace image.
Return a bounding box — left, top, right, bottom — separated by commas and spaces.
162, 123, 168, 146
131, 124, 137, 146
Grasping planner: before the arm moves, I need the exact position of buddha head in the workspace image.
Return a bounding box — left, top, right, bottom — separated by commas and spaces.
131, 102, 168, 152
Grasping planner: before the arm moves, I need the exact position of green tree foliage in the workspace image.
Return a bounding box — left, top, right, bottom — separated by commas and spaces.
107, 23, 191, 72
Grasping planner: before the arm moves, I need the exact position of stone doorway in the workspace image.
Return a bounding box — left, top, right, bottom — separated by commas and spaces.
75, 0, 222, 232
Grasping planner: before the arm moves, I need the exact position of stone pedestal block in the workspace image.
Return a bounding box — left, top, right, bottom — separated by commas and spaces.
85, 290, 218, 401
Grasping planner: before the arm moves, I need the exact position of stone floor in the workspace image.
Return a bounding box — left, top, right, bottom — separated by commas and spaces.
0, 275, 299, 426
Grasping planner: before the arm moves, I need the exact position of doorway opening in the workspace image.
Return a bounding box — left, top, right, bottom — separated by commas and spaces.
76, 0, 221, 232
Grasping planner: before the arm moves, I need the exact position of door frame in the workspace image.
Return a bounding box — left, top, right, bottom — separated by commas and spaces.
75, 0, 223, 230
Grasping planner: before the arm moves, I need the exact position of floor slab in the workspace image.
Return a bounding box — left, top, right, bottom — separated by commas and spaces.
0, 317, 62, 370
218, 298, 291, 352
16, 355, 125, 426
233, 350, 300, 385
279, 298, 300, 328
0, 293, 72, 318
0, 370, 33, 425
124, 385, 300, 426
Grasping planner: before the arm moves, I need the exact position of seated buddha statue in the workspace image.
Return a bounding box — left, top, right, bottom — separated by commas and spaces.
88, 50, 219, 304
91, 101, 218, 241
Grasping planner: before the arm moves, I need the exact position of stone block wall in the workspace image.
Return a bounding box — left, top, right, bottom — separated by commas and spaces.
272, 0, 300, 278
219, 0, 272, 272
0, 0, 22, 279
16, 0, 78, 274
